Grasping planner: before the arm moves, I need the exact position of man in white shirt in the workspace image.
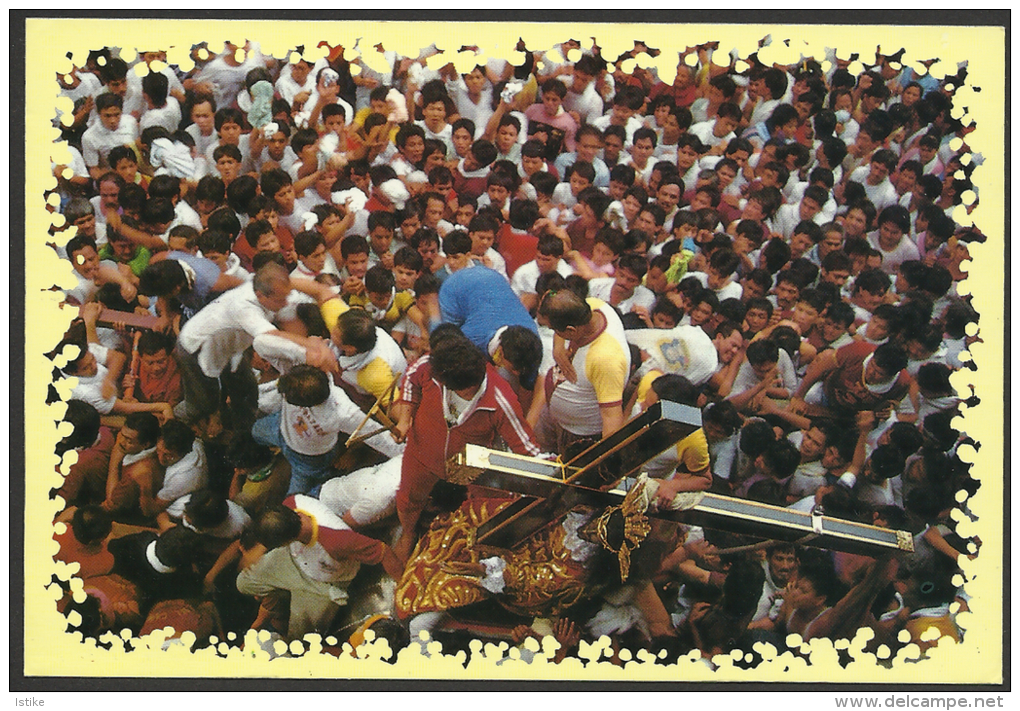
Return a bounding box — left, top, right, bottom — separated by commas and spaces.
174, 263, 337, 431
585, 253, 656, 317
81, 94, 138, 180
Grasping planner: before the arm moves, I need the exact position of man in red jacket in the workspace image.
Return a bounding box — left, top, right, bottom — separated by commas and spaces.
391, 331, 542, 562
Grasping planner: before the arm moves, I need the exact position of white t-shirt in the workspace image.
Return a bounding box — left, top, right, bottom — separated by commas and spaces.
547, 300, 630, 436
81, 115, 139, 169
318, 455, 403, 527
69, 343, 116, 415
625, 324, 720, 387
509, 259, 573, 297
586, 277, 656, 315
177, 281, 278, 378
280, 380, 350, 456
157, 440, 209, 503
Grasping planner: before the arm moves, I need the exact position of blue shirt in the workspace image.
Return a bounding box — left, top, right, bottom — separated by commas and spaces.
437, 265, 538, 353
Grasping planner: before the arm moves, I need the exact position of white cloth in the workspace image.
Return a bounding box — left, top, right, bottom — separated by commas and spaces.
318, 455, 403, 527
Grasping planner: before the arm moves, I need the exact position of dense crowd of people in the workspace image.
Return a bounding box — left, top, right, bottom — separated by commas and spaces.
46, 35, 984, 667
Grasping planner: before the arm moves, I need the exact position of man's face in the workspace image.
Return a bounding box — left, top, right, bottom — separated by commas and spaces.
535, 252, 560, 274
99, 106, 122, 132
745, 307, 769, 333
216, 156, 241, 183
521, 154, 544, 176
394, 265, 419, 291
901, 85, 922, 107
267, 131, 289, 160
855, 287, 885, 313
799, 197, 822, 222
571, 69, 594, 94
716, 115, 739, 137
369, 227, 393, 255
464, 68, 486, 95
894, 169, 917, 196
156, 438, 185, 467
541, 91, 563, 116
424, 199, 445, 227
302, 244, 328, 274
631, 138, 654, 165
106, 78, 128, 98
820, 316, 847, 344
191, 102, 215, 136
819, 231, 843, 259
612, 267, 641, 297
445, 251, 472, 272
452, 127, 473, 157
576, 133, 602, 163
416, 240, 438, 267
496, 124, 519, 154
603, 135, 624, 162
470, 229, 495, 255
878, 220, 904, 250
689, 191, 713, 213
114, 158, 137, 185
741, 199, 765, 222
633, 210, 659, 237
656, 183, 681, 214
290, 61, 312, 86
109, 238, 136, 261
487, 184, 510, 207
677, 145, 700, 172
611, 104, 635, 125
821, 268, 850, 289
71, 246, 100, 280
73, 214, 96, 238
118, 426, 147, 455
367, 290, 393, 311
400, 214, 421, 238
708, 267, 732, 291
842, 208, 868, 238
423, 101, 447, 128
767, 550, 798, 587
274, 184, 297, 215
204, 251, 229, 271
868, 161, 890, 184
750, 357, 777, 382
717, 165, 737, 190
401, 135, 425, 164
774, 281, 800, 309
800, 426, 828, 462
568, 173, 591, 196
321, 113, 345, 138
255, 231, 281, 254
219, 121, 242, 145
259, 279, 291, 313
863, 356, 894, 384
345, 252, 370, 279
714, 330, 743, 363
455, 204, 476, 227
789, 231, 815, 260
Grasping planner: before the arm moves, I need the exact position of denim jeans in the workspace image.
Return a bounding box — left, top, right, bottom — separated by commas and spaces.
251, 411, 337, 497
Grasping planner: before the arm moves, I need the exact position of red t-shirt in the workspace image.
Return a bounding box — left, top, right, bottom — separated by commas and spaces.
497, 224, 538, 279
824, 341, 910, 411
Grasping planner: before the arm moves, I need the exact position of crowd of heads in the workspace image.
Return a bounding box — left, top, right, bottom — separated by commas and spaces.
46, 36, 985, 667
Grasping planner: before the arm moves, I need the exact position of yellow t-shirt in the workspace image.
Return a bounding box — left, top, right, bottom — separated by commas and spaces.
346, 291, 416, 330
675, 429, 710, 474
320, 297, 351, 333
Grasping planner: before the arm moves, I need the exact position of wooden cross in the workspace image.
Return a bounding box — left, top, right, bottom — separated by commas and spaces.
444, 402, 913, 557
